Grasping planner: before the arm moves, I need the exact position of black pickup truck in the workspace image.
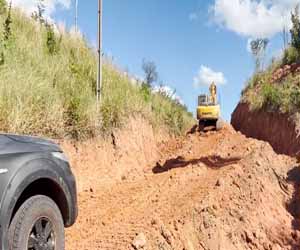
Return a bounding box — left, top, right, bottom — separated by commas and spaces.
0, 134, 77, 250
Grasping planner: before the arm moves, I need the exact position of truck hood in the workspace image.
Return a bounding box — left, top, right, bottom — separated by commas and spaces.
0, 134, 61, 155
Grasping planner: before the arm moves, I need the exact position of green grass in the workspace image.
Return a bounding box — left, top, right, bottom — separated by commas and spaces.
0, 9, 194, 139
242, 47, 300, 115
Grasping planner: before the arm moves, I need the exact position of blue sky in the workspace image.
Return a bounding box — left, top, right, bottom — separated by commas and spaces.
12, 0, 298, 121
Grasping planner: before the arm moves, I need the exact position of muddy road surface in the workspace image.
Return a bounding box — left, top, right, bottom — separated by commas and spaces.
64, 124, 299, 250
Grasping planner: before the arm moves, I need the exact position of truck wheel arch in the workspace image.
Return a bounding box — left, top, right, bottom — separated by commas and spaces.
0, 159, 75, 250
10, 177, 70, 225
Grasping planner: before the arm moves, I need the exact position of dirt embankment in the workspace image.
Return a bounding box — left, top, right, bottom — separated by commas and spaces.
231, 102, 300, 157
62, 117, 300, 250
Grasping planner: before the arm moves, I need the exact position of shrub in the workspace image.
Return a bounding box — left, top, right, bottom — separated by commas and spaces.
290, 86, 300, 110
45, 23, 59, 55
140, 83, 151, 102
291, 5, 300, 50
261, 83, 281, 110
31, 0, 45, 25
282, 46, 300, 65
3, 2, 12, 45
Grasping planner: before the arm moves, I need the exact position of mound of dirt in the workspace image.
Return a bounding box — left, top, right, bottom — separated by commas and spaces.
64, 119, 299, 250
231, 102, 300, 158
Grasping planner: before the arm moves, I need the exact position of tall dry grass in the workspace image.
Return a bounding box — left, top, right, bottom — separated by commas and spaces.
0, 9, 194, 139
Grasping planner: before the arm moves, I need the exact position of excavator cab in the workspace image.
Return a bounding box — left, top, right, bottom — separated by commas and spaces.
197, 83, 222, 131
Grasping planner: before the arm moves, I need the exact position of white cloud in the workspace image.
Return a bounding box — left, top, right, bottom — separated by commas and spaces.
193, 65, 227, 87
211, 0, 299, 38
152, 85, 185, 106
8, 0, 71, 18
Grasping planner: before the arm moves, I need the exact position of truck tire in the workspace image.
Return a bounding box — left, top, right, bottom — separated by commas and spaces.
9, 195, 65, 250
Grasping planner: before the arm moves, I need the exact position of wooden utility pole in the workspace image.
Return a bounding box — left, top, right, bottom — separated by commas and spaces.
97, 0, 103, 105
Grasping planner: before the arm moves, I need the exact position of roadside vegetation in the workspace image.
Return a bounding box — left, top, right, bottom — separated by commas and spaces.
242, 5, 300, 115
0, 1, 194, 139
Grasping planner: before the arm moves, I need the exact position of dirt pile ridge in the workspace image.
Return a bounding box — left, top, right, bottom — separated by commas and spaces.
63, 119, 299, 250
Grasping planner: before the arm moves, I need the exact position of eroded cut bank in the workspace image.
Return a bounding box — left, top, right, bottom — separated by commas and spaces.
231, 103, 300, 157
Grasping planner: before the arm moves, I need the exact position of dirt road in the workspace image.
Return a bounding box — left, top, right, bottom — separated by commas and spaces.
64, 123, 299, 250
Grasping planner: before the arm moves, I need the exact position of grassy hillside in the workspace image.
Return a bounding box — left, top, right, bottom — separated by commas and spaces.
0, 6, 194, 139
242, 52, 300, 116
242, 7, 300, 118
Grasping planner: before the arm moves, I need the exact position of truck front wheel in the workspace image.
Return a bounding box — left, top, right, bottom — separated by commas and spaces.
9, 195, 65, 250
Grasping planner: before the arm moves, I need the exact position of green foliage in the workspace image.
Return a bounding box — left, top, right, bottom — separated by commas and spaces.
280, 5, 300, 65
0, 51, 4, 65
151, 93, 191, 135
243, 65, 300, 114
140, 83, 151, 102
0, 2, 12, 66
282, 46, 300, 65
261, 83, 281, 110
0, 9, 194, 139
31, 0, 45, 24
3, 2, 12, 45
45, 23, 60, 55
290, 86, 300, 109
0, 0, 6, 15
242, 5, 300, 115
280, 84, 300, 113
291, 5, 300, 50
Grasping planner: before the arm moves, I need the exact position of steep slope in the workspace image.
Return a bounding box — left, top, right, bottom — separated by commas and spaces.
65, 122, 298, 250
0, 6, 194, 139
232, 103, 300, 157
231, 52, 300, 158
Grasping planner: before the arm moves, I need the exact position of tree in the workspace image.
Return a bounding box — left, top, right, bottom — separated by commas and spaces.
142, 59, 158, 87
32, 0, 45, 24
291, 4, 300, 50
282, 20, 289, 50
250, 38, 269, 72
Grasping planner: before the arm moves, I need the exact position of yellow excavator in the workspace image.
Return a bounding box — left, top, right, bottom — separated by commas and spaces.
197, 82, 223, 131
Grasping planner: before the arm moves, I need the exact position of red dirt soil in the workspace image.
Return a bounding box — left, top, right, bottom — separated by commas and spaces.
231, 102, 300, 157
62, 118, 300, 250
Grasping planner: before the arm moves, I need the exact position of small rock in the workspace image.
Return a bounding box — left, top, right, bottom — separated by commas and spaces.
239, 216, 246, 222
216, 179, 224, 187
203, 216, 212, 229
243, 230, 253, 244
161, 225, 173, 245
255, 160, 262, 166
132, 233, 147, 250
173, 220, 179, 231
151, 218, 159, 226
